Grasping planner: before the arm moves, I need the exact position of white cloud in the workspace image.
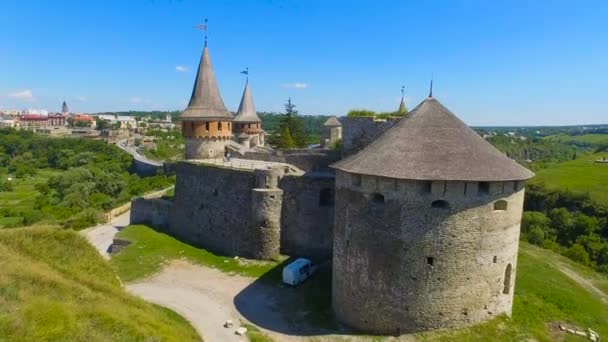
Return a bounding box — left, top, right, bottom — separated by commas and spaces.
75, 96, 87, 102
175, 65, 189, 72
282, 82, 309, 89
8, 89, 34, 101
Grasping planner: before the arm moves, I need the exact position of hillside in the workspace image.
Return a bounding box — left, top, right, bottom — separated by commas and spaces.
0, 227, 200, 341
530, 152, 608, 207
544, 133, 608, 147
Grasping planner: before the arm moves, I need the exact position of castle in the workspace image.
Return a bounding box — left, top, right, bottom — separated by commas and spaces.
131, 37, 534, 334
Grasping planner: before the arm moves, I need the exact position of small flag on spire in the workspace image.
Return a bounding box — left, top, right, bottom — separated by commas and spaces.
240, 67, 249, 75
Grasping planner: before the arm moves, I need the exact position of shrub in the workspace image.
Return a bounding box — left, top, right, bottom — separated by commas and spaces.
565, 244, 591, 266
63, 209, 104, 230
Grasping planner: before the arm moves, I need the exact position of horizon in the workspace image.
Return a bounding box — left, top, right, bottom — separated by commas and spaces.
1, 0, 607, 126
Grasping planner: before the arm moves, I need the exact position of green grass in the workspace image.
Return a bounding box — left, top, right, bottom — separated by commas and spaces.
544, 133, 608, 145
110, 225, 282, 282
0, 227, 200, 341
241, 323, 273, 342
0, 169, 61, 228
530, 152, 608, 206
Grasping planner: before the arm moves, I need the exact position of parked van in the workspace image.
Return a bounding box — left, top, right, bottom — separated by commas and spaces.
282, 258, 318, 286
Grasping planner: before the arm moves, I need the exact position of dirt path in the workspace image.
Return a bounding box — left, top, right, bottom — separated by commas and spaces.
557, 262, 608, 303
126, 260, 304, 342
81, 211, 130, 259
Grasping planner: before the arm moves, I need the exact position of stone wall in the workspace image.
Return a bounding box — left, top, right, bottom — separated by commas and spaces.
280, 174, 335, 260
130, 197, 173, 230
167, 160, 335, 260
340, 117, 399, 156
332, 170, 525, 334
185, 138, 231, 159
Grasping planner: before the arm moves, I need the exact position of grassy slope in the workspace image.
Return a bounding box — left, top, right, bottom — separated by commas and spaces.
544, 133, 608, 145
530, 152, 608, 206
0, 169, 59, 228
111, 225, 281, 282
112, 225, 608, 341
0, 227, 200, 341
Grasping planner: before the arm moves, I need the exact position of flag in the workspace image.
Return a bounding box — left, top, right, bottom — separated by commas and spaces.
240, 69, 248, 75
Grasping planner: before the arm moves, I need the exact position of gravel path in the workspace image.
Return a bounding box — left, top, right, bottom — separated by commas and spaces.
81, 211, 130, 259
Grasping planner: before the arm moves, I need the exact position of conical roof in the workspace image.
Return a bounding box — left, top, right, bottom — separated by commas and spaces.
323, 116, 341, 127
332, 97, 534, 181
62, 101, 69, 114
233, 80, 261, 123
181, 45, 232, 120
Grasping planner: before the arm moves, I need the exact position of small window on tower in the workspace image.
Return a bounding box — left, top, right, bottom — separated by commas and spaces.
205, 122, 209, 131
218, 122, 222, 131
248, 123, 251, 129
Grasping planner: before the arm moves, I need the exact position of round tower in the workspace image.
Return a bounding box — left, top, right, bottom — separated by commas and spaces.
233, 80, 264, 147
250, 166, 283, 259
321, 116, 342, 148
330, 97, 534, 334
181, 43, 233, 159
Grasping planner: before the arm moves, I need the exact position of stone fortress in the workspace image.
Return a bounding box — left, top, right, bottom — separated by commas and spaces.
131, 36, 534, 334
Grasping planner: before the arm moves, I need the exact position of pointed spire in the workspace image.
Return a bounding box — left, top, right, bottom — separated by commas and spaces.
181, 41, 232, 120
398, 85, 407, 115
62, 100, 69, 114
233, 79, 261, 123
429, 76, 434, 98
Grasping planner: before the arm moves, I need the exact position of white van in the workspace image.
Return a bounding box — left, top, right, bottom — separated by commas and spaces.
282, 258, 318, 286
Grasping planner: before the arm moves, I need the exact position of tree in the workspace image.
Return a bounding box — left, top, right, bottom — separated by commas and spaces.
278, 98, 307, 148
276, 126, 296, 149
565, 244, 591, 265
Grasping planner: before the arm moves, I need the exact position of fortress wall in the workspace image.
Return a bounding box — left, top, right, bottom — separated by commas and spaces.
279, 174, 335, 260
332, 171, 525, 334
340, 117, 400, 156
130, 198, 173, 230
169, 162, 276, 258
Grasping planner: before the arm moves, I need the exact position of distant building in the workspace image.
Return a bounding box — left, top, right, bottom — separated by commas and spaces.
19, 114, 48, 129
48, 114, 67, 127
62, 101, 69, 115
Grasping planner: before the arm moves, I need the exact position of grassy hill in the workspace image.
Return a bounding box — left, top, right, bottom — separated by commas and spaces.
112, 225, 608, 341
529, 152, 608, 207
0, 227, 200, 341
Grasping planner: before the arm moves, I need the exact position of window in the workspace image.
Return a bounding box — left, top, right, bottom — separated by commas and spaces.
218, 122, 222, 131
427, 257, 435, 266
205, 122, 209, 131
248, 123, 251, 129
371, 193, 384, 205
319, 188, 335, 207
352, 174, 362, 186
503, 264, 512, 294
431, 200, 449, 209
421, 181, 432, 194
494, 200, 508, 211
493, 256, 498, 263
478, 182, 490, 195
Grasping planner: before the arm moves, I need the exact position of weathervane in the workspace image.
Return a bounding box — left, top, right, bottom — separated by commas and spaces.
195, 18, 208, 46
240, 67, 249, 81
429, 74, 434, 98
401, 85, 405, 99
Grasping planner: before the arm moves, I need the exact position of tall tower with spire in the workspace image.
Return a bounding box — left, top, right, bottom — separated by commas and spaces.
233, 79, 264, 148
61, 101, 69, 115
180, 38, 233, 159
397, 86, 408, 115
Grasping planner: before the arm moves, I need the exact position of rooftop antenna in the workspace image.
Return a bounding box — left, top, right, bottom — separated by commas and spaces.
195, 18, 208, 46
429, 74, 434, 98
240, 67, 249, 81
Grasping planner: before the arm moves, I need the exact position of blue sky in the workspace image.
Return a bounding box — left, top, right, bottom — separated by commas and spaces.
1, 0, 607, 126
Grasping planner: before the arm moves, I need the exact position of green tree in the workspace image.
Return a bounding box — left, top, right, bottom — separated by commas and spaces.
279, 98, 307, 148
276, 126, 296, 149
565, 243, 591, 265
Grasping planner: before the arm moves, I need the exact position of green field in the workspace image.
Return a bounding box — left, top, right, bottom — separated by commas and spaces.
0, 170, 60, 228
0, 227, 200, 341
110, 225, 282, 282
544, 133, 608, 145
530, 152, 608, 206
